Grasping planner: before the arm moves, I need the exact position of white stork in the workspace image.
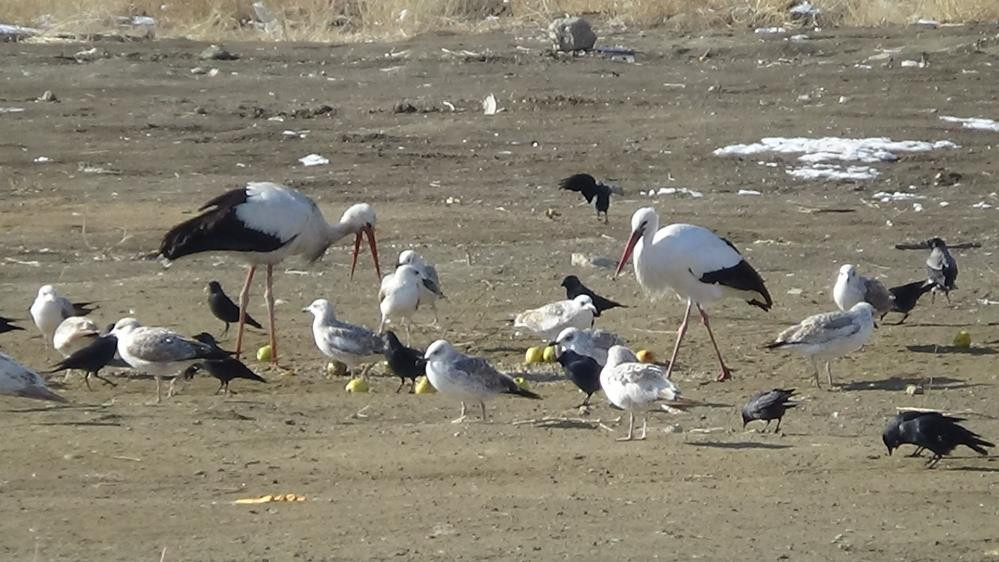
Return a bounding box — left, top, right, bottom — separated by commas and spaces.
159, 181, 381, 364
615, 207, 772, 381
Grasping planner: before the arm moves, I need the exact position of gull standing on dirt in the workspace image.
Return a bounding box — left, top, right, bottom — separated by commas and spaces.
29, 284, 97, 346
615, 207, 772, 382
741, 388, 797, 433
111, 317, 226, 403
553, 327, 626, 366
379, 265, 436, 344
600, 345, 696, 441
159, 182, 382, 364
424, 339, 541, 423
0, 352, 68, 403
514, 295, 597, 341
0, 315, 24, 335
397, 250, 445, 325
925, 237, 958, 302
304, 299, 383, 377
833, 264, 893, 316
765, 302, 876, 388
53, 316, 100, 358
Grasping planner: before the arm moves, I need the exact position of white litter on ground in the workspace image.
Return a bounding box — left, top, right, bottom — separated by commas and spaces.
755, 27, 786, 34
972, 201, 993, 209
873, 191, 925, 202
483, 94, 499, 115
0, 24, 39, 39
738, 189, 762, 196
912, 203, 924, 212
940, 116, 999, 132
646, 187, 704, 198
788, 164, 879, 180
0, 107, 25, 113
298, 154, 329, 166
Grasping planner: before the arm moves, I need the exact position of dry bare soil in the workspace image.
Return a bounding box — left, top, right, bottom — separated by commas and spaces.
1, 23, 998, 561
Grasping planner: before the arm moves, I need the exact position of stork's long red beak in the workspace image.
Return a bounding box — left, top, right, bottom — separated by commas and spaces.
614, 230, 642, 278
350, 225, 381, 281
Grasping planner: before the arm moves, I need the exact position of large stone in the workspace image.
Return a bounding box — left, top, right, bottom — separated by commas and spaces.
548, 16, 597, 52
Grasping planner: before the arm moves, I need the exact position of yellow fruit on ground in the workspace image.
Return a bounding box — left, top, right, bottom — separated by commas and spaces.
414, 377, 436, 394
325, 361, 348, 376
525, 346, 544, 364
542, 345, 557, 363
953, 330, 971, 348
514, 376, 529, 389
256, 345, 273, 362
636, 349, 656, 363
345, 377, 369, 393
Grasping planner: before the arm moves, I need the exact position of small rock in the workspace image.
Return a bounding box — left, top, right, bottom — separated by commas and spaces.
199, 44, 239, 61
190, 66, 210, 75
548, 16, 597, 52
664, 424, 683, 433
37, 90, 57, 102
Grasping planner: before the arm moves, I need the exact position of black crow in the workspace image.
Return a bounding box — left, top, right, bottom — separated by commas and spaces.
381, 330, 425, 393
884, 280, 934, 324
741, 388, 797, 432
46, 333, 119, 390
207, 280, 262, 336
561, 275, 626, 317
0, 315, 24, 335
925, 238, 958, 303
554, 347, 601, 407
192, 332, 236, 356
884, 411, 967, 457
558, 173, 614, 223
883, 411, 993, 468
183, 358, 266, 395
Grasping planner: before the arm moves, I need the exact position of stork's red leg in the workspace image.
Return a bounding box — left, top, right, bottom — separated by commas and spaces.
664, 299, 693, 380
264, 264, 278, 365
698, 304, 733, 381
235, 265, 256, 360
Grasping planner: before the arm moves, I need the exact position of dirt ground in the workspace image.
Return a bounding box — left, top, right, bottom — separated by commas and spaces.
1, 22, 998, 561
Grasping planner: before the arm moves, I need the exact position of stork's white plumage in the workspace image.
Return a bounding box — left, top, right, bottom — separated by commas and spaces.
160, 182, 382, 364
615, 207, 772, 381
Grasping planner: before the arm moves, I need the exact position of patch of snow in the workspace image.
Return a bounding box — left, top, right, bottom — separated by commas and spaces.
940, 115, 999, 132
755, 27, 786, 34
647, 187, 704, 198
788, 164, 879, 181
298, 154, 328, 166
714, 136, 956, 163
33, 156, 51, 163
900, 59, 925, 68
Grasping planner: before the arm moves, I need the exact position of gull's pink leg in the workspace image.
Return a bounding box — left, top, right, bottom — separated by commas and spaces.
698, 304, 733, 382
663, 299, 693, 380
264, 264, 278, 365
235, 265, 256, 360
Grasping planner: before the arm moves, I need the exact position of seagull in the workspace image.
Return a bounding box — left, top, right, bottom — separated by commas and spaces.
560, 275, 626, 317
397, 250, 445, 325
615, 207, 772, 382
600, 345, 696, 441
110, 317, 226, 403
379, 265, 432, 344
766, 302, 876, 388
552, 327, 626, 366
206, 281, 262, 336
29, 284, 97, 346
46, 333, 119, 390
925, 237, 958, 303
885, 280, 934, 324
159, 181, 382, 365
883, 411, 993, 468
833, 264, 893, 316
424, 339, 541, 423
304, 299, 383, 377
514, 295, 597, 341
381, 330, 426, 393
53, 316, 100, 358
0, 315, 24, 335
553, 346, 602, 407
558, 173, 614, 223
741, 388, 797, 433
182, 358, 266, 396
0, 352, 68, 403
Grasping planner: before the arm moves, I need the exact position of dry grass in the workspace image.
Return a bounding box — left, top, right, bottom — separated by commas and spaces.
2, 0, 998, 41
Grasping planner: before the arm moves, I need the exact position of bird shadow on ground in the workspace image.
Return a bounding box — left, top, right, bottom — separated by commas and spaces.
896, 321, 979, 328
943, 465, 999, 473
34, 420, 123, 427
905, 344, 996, 355
687, 441, 792, 450
839, 376, 978, 392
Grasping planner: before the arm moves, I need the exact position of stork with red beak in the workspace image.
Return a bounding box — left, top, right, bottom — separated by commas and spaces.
160, 181, 381, 364
615, 207, 771, 381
